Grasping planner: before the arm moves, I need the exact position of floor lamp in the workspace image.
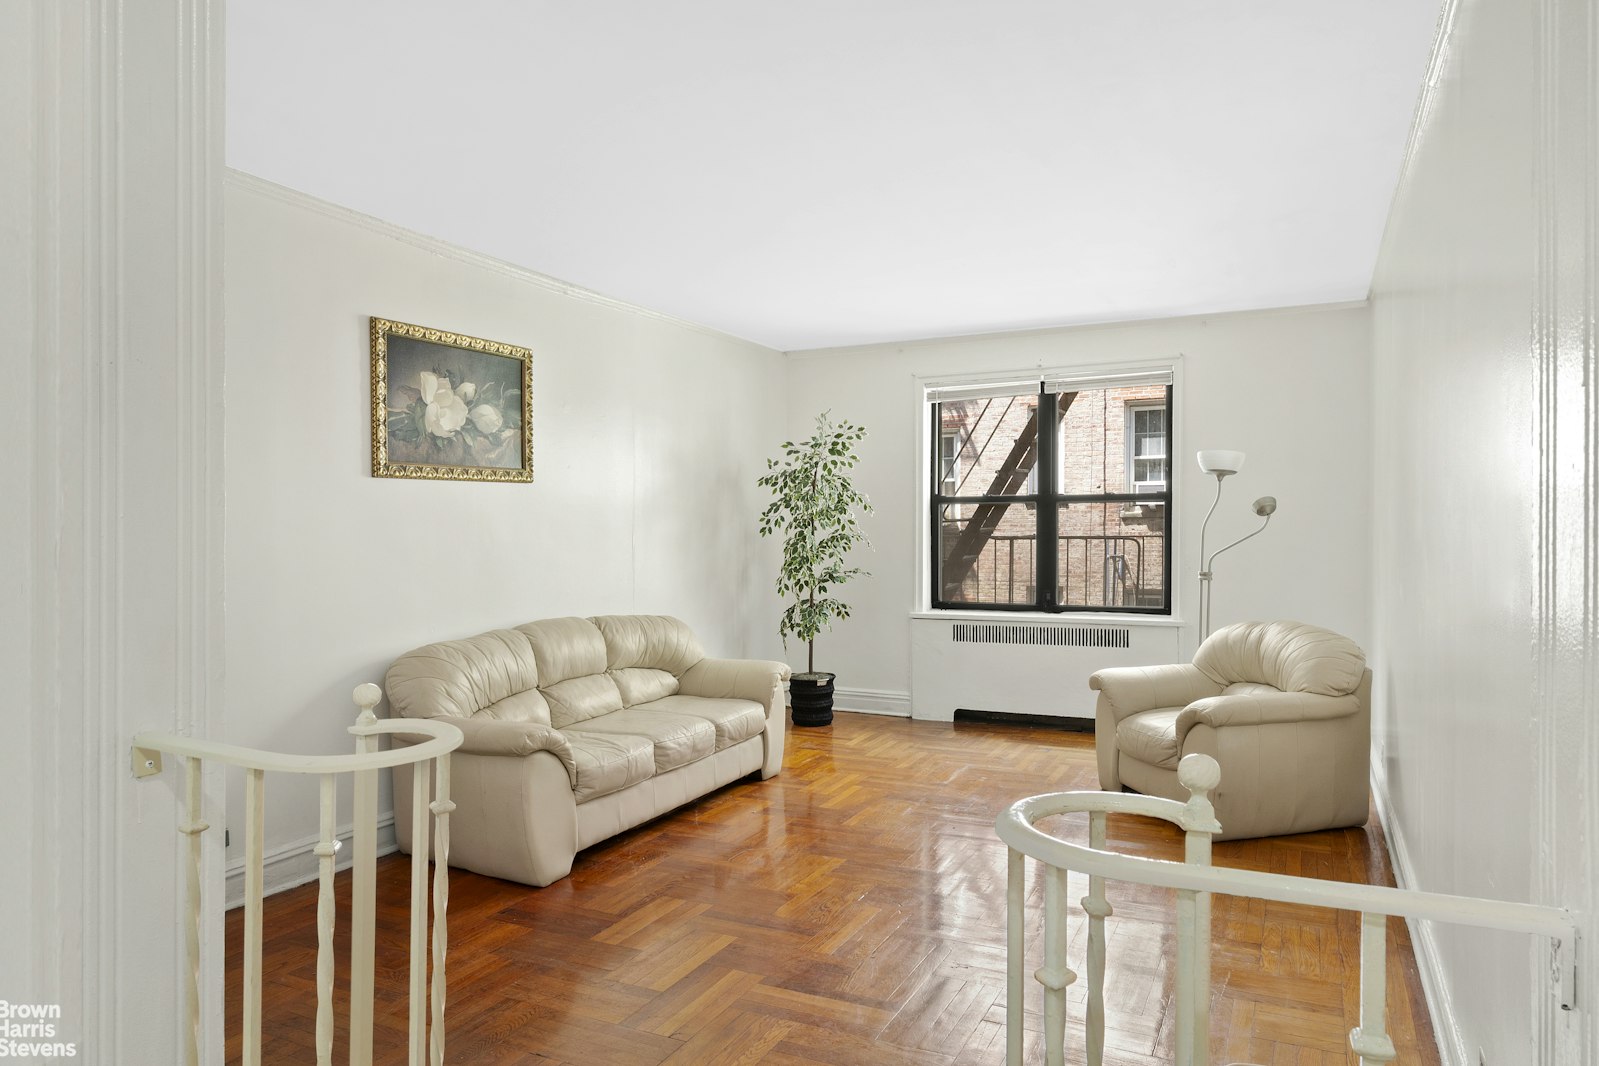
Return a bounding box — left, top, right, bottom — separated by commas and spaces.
1196, 450, 1278, 640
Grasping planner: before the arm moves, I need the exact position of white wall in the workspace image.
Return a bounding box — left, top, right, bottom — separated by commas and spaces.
1369, 1, 1596, 1063
6, 0, 226, 1060
780, 304, 1373, 714
224, 173, 785, 888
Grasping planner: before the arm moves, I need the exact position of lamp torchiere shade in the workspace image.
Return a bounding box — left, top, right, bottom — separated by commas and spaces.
1197, 449, 1246, 477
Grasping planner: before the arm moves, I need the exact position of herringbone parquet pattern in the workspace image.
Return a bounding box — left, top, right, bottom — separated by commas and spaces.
226, 713, 1439, 1065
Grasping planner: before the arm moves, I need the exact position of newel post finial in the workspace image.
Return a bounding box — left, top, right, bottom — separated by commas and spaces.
353, 683, 383, 726
1178, 753, 1222, 828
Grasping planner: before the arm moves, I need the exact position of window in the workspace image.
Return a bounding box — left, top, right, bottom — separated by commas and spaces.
938, 428, 963, 519
928, 372, 1172, 613
938, 428, 962, 495
1126, 403, 1167, 494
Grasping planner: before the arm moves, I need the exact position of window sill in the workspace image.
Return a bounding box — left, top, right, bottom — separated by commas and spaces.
912, 609, 1186, 628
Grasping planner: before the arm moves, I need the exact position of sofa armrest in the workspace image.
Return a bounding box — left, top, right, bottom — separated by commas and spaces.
1178, 690, 1359, 731
1089, 664, 1223, 724
396, 717, 575, 774
678, 658, 792, 717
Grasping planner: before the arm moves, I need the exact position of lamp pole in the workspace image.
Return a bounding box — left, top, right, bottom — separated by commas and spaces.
1194, 450, 1277, 641
1196, 471, 1228, 640
1201, 498, 1277, 640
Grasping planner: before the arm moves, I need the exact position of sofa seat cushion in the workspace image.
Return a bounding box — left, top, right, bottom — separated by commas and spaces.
567, 709, 715, 774
1115, 707, 1188, 770
563, 730, 655, 802
638, 694, 765, 750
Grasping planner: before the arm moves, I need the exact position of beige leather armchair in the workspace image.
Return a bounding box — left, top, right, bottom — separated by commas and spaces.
1090, 620, 1371, 840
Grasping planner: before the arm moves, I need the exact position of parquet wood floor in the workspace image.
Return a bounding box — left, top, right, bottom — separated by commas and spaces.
226, 712, 1440, 1065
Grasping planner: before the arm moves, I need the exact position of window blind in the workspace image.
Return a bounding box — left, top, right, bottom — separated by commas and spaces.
1042, 368, 1173, 394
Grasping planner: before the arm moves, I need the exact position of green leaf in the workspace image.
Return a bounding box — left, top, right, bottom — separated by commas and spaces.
758, 411, 875, 647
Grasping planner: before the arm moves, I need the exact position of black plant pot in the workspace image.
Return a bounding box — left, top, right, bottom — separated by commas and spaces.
790, 671, 836, 727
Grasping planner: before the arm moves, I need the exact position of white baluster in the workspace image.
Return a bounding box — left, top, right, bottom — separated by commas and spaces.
408, 760, 429, 1065
179, 757, 208, 1066
129, 709, 464, 1066
313, 774, 338, 1066
243, 767, 265, 1066
1038, 864, 1076, 1066
1005, 847, 1024, 1066
350, 683, 381, 1066
1178, 755, 1220, 1066
1349, 911, 1397, 1065
1175, 887, 1197, 1066
1082, 811, 1112, 1066
429, 755, 454, 1066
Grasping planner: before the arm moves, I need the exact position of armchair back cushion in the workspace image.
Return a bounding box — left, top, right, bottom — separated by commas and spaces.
1193, 620, 1365, 696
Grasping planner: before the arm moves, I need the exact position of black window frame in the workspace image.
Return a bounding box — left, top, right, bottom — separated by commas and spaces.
929, 382, 1173, 615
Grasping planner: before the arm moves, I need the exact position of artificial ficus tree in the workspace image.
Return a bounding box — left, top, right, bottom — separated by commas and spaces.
757, 412, 873, 675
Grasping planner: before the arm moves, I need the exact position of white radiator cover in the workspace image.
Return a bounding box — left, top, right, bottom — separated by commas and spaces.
909, 616, 1184, 721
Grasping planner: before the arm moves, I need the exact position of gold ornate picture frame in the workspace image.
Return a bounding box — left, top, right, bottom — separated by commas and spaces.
370, 317, 534, 482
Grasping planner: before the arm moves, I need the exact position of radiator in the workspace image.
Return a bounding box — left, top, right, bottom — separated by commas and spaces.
909, 617, 1183, 722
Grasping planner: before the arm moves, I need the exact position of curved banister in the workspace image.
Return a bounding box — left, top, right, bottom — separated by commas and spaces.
133, 684, 459, 1066
131, 717, 462, 774
997, 792, 1576, 939
998, 753, 1579, 1066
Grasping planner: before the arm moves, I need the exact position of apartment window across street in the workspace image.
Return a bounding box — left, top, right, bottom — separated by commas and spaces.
1127, 404, 1167, 493
928, 371, 1173, 613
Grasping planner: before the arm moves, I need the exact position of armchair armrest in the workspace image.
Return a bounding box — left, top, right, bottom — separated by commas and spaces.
1178, 690, 1359, 731
1089, 664, 1223, 724
395, 717, 575, 775
678, 658, 792, 716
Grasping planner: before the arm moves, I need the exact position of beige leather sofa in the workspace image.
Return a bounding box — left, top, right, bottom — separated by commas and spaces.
1090, 620, 1371, 840
386, 615, 790, 886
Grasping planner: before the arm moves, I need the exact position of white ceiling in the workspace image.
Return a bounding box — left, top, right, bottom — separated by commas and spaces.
227, 1, 1442, 352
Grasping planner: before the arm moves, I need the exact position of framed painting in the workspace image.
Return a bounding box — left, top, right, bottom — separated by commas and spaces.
370, 317, 533, 482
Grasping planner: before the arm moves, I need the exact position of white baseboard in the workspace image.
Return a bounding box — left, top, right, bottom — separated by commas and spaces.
1370, 762, 1466, 1066
225, 813, 397, 909
832, 687, 912, 717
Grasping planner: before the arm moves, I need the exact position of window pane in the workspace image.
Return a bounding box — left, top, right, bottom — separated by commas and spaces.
1056, 385, 1170, 494
938, 430, 961, 495
937, 503, 1038, 605
936, 395, 1041, 497
1055, 502, 1167, 609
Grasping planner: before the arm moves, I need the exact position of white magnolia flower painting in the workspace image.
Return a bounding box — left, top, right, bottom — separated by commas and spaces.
372, 319, 533, 482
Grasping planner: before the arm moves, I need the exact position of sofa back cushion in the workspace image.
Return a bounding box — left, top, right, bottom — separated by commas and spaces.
385, 629, 549, 724
1194, 620, 1366, 696
591, 614, 705, 707
385, 614, 711, 728
519, 617, 623, 727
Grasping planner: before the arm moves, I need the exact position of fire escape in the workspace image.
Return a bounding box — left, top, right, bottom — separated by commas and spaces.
939, 394, 1074, 601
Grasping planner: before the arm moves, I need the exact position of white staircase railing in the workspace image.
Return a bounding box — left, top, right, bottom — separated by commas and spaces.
995, 754, 1580, 1066
132, 683, 463, 1066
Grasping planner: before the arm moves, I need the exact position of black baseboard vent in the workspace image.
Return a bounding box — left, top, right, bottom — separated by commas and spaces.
953, 709, 1094, 732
